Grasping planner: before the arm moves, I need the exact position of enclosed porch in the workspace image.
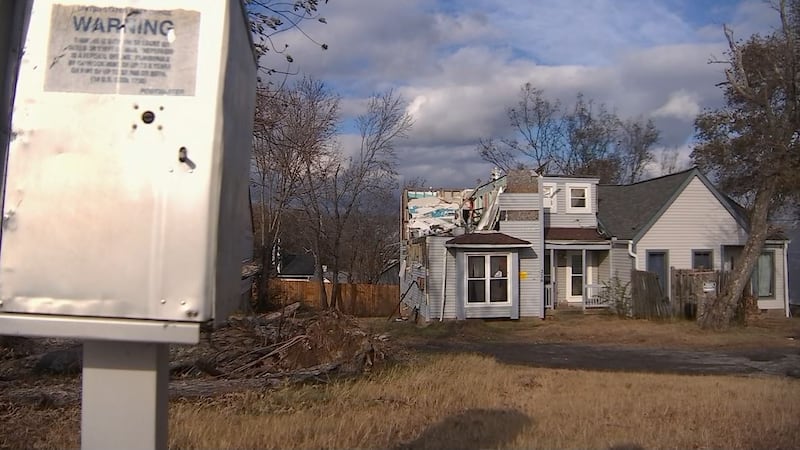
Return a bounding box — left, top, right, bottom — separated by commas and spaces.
544, 229, 612, 310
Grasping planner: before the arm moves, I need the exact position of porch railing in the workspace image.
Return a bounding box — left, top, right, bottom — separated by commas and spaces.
583, 283, 609, 309
544, 285, 553, 309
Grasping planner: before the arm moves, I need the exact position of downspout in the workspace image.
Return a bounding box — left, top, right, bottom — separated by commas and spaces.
784, 241, 791, 318
440, 245, 447, 321
609, 237, 615, 282
627, 240, 638, 270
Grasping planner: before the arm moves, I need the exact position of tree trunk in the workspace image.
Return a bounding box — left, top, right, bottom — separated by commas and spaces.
330, 258, 341, 310
314, 252, 328, 309
699, 178, 776, 329
255, 247, 271, 312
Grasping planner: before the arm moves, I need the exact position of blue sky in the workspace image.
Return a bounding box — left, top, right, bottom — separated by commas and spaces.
266, 0, 781, 188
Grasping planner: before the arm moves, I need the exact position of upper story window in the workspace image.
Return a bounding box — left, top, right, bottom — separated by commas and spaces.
543, 183, 557, 212
566, 183, 591, 214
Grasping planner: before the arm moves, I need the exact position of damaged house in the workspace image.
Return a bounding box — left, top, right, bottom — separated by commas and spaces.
399, 168, 791, 320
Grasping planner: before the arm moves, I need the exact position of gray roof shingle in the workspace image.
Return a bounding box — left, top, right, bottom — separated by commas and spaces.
597, 168, 697, 240
446, 232, 531, 247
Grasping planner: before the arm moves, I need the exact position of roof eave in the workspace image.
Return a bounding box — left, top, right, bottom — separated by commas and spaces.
444, 243, 533, 249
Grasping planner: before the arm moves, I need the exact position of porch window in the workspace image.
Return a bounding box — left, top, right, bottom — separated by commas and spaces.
752, 251, 775, 298
543, 183, 557, 212
566, 183, 590, 214
467, 254, 509, 304
692, 250, 713, 270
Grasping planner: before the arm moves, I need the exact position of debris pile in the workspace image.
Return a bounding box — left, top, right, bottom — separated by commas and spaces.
1, 303, 395, 403
169, 303, 389, 387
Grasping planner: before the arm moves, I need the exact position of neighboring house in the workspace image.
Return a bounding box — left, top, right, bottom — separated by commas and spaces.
400, 167, 791, 321
598, 168, 790, 314
276, 252, 316, 281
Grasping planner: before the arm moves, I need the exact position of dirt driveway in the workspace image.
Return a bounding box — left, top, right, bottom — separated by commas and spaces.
370, 315, 800, 377
416, 340, 800, 376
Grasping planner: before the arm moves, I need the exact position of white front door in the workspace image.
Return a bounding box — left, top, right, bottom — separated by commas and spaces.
566, 251, 583, 302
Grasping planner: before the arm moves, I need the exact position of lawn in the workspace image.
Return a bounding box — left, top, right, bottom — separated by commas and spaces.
3, 314, 799, 449
4, 353, 800, 449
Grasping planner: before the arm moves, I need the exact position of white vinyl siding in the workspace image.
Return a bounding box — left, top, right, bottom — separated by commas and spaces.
597, 250, 611, 281
498, 189, 544, 318
636, 176, 748, 273
611, 244, 633, 286
541, 177, 598, 229
518, 248, 540, 317
499, 219, 543, 318
420, 236, 457, 320
498, 193, 540, 210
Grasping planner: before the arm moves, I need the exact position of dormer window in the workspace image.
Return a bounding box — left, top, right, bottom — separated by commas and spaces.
566, 183, 591, 213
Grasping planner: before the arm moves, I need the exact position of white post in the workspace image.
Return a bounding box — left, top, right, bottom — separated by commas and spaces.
582, 248, 587, 310
81, 341, 169, 450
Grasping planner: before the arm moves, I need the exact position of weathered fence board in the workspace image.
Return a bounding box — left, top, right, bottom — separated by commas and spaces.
630, 270, 671, 319
273, 279, 399, 317
671, 269, 730, 321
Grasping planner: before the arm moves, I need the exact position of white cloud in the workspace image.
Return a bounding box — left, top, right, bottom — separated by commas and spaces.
652, 90, 702, 120
259, 0, 781, 188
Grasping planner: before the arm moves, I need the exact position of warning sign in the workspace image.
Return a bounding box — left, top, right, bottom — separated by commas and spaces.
44, 5, 200, 96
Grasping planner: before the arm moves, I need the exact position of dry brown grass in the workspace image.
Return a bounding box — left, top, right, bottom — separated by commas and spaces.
4, 354, 799, 449
168, 354, 799, 449
366, 314, 800, 349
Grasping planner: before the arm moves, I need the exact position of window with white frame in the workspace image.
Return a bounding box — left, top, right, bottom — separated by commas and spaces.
566, 183, 591, 213
467, 254, 510, 304
542, 183, 557, 212
751, 251, 775, 298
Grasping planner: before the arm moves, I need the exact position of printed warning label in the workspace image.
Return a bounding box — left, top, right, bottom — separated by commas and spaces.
45, 5, 200, 96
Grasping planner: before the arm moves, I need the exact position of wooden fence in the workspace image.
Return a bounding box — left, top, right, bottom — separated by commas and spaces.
671, 269, 730, 320
630, 270, 671, 319
273, 279, 399, 317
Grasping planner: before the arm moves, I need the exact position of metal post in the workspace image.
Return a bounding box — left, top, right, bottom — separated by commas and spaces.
81, 341, 169, 450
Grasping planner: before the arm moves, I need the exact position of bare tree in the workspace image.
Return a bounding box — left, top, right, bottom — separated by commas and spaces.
341, 192, 400, 284
657, 147, 682, 176
300, 90, 412, 309
617, 117, 660, 184
245, 0, 330, 77
691, 0, 799, 328
251, 77, 339, 311
562, 94, 622, 183
478, 83, 563, 171
478, 86, 662, 184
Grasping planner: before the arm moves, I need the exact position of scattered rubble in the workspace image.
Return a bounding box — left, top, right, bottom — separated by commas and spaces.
0, 303, 395, 405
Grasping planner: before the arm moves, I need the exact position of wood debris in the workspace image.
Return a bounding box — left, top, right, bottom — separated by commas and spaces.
1, 303, 394, 403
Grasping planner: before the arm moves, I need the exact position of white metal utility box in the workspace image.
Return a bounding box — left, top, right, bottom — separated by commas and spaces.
0, 0, 256, 326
